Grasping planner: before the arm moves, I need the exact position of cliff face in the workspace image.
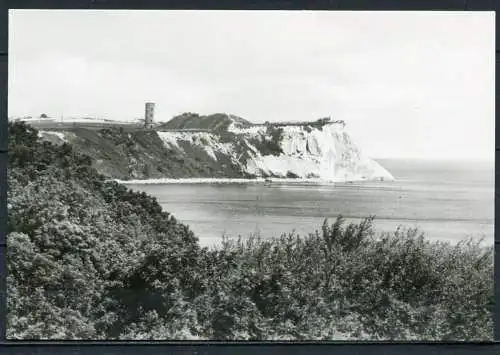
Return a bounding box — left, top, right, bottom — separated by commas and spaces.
36, 114, 394, 182
227, 122, 393, 181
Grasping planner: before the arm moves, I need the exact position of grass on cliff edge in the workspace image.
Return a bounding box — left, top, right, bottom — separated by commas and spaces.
6, 121, 493, 341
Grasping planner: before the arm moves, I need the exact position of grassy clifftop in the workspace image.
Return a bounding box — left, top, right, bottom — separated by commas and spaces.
7, 121, 493, 340
158, 112, 252, 132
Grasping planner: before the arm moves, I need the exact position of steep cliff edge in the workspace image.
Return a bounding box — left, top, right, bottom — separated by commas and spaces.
36, 113, 394, 182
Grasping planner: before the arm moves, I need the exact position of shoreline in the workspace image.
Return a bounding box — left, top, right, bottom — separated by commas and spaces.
113, 177, 394, 185
116, 177, 334, 185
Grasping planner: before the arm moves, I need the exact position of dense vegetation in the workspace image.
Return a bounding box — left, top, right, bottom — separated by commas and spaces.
37, 124, 286, 181
41, 127, 249, 180
7, 122, 493, 340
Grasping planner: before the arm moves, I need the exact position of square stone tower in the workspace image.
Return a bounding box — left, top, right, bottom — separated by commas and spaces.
145, 102, 155, 128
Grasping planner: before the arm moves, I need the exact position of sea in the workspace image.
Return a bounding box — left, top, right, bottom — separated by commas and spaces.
124, 159, 494, 247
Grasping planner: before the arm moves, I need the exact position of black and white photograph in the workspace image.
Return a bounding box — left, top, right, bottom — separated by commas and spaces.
6, 10, 494, 340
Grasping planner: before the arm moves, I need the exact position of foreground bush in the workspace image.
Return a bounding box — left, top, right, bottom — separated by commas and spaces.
7, 122, 493, 340
7, 122, 203, 339
151, 217, 490, 341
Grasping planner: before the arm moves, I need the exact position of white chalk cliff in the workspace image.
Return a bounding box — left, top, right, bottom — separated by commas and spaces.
156, 119, 394, 182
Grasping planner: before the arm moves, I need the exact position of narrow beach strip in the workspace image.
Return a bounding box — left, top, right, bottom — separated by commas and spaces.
112, 177, 339, 185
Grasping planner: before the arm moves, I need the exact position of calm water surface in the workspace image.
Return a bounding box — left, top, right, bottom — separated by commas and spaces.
126, 159, 494, 247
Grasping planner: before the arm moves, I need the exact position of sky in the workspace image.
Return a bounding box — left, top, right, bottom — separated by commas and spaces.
8, 10, 495, 161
